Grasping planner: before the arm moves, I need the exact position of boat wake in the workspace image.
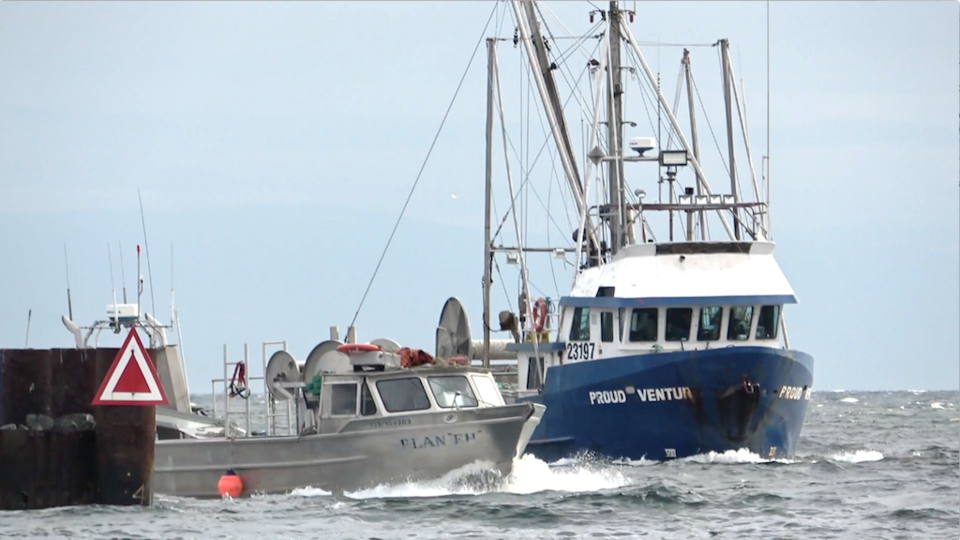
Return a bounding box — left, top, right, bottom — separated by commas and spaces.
680, 448, 798, 465
286, 454, 632, 500
282, 446, 888, 501
499, 454, 631, 495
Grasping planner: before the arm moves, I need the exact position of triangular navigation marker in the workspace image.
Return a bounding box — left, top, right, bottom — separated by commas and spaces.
92, 327, 169, 406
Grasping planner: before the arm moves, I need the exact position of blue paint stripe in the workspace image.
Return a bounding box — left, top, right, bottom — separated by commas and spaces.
558, 294, 797, 308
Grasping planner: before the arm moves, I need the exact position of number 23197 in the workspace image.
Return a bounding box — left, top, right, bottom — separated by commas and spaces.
565, 342, 595, 360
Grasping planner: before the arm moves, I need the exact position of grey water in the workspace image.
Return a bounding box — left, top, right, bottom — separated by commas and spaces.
2, 390, 957, 540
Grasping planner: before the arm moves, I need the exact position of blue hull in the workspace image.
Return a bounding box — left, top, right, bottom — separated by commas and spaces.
517, 347, 814, 462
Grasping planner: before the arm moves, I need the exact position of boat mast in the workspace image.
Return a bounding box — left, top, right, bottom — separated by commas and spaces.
682, 48, 705, 240
606, 1, 626, 255
511, 1, 602, 266
482, 38, 495, 368
521, 1, 582, 196
720, 38, 741, 241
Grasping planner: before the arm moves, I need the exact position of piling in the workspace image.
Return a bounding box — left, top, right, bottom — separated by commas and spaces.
0, 347, 158, 510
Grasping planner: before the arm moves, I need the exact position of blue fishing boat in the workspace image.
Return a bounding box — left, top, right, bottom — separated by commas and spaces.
435, 0, 813, 462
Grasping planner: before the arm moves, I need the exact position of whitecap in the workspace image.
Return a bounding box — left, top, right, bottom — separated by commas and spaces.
830, 450, 883, 463
930, 402, 945, 409
289, 486, 333, 498
840, 397, 859, 403
683, 448, 796, 465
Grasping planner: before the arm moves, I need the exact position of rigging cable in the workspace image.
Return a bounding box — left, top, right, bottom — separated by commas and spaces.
138, 188, 157, 318
347, 3, 499, 329
490, 38, 601, 245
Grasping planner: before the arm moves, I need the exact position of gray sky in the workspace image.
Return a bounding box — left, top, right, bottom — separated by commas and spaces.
0, 1, 957, 391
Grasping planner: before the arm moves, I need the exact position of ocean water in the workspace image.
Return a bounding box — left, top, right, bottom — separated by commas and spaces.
2, 390, 957, 540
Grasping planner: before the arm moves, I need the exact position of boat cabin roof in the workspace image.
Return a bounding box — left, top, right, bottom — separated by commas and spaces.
567, 240, 797, 305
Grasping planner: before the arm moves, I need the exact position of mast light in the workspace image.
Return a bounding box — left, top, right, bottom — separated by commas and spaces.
659, 150, 688, 167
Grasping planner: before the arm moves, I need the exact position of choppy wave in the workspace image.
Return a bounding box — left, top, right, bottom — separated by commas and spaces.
829, 450, 884, 463
682, 448, 797, 465
289, 486, 333, 498
4, 390, 957, 540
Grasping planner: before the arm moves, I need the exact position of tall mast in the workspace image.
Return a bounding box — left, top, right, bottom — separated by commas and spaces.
606, 1, 625, 255
482, 38, 495, 368
682, 48, 705, 240
521, 1, 583, 196
720, 38, 740, 240
512, 0, 602, 265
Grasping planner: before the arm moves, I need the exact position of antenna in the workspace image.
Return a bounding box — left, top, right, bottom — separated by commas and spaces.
169, 241, 190, 390
63, 243, 73, 320
169, 241, 175, 325
137, 244, 142, 321
108, 243, 120, 332
138, 188, 157, 318
108, 243, 116, 293
25, 309, 32, 348
119, 241, 128, 303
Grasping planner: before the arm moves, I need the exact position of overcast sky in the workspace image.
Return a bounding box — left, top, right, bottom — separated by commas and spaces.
0, 1, 957, 392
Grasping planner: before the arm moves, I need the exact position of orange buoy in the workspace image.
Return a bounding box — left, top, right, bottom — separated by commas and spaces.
218, 469, 243, 498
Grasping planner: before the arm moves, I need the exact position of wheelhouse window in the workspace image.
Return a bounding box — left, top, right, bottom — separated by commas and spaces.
330, 383, 358, 416
376, 378, 432, 413
628, 308, 658, 342
360, 381, 378, 416
697, 306, 723, 341
427, 375, 478, 408
727, 306, 754, 341
471, 375, 505, 407
665, 308, 693, 342
568, 307, 591, 341
755, 305, 781, 340
600, 311, 615, 342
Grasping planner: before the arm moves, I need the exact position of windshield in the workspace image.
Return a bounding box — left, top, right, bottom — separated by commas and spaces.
427, 375, 478, 408
471, 374, 505, 407
376, 377, 432, 413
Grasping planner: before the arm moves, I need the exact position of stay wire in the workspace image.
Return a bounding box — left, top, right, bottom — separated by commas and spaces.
348, 3, 499, 330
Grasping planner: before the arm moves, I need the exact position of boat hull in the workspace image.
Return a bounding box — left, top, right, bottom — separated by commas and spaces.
516, 347, 813, 462
151, 402, 543, 498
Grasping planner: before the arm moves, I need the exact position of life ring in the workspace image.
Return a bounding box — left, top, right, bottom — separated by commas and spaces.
532, 298, 548, 332
336, 343, 382, 354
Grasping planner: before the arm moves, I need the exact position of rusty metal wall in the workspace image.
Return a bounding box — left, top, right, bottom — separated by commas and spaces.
0, 347, 156, 509
0, 430, 97, 510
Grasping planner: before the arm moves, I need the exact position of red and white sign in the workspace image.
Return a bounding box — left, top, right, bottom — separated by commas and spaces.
92, 327, 169, 406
